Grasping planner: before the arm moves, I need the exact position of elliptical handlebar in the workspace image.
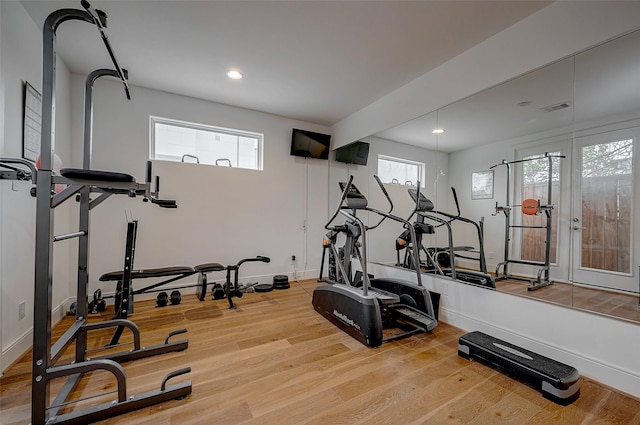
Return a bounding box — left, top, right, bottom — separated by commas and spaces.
325, 175, 354, 230
364, 174, 393, 231
451, 187, 461, 217
374, 175, 393, 212
237, 256, 271, 267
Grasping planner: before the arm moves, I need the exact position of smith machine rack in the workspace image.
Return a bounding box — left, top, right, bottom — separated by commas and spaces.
1, 2, 192, 424
490, 153, 565, 291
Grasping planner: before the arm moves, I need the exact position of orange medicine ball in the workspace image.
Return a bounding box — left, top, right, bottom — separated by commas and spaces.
521, 198, 539, 215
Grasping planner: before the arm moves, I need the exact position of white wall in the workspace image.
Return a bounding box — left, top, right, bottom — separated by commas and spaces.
69, 77, 331, 299
0, 0, 4, 373
0, 0, 73, 372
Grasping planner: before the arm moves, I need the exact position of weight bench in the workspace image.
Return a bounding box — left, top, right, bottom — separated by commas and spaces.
458, 331, 580, 404
100, 263, 225, 314
99, 263, 225, 313
97, 220, 226, 348
100, 260, 224, 347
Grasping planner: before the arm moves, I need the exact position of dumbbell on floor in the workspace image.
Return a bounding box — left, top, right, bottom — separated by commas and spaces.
88, 289, 106, 313
212, 283, 225, 300
170, 290, 182, 305
157, 291, 169, 307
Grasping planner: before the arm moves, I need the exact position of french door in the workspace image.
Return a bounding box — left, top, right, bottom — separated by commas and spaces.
571, 128, 637, 292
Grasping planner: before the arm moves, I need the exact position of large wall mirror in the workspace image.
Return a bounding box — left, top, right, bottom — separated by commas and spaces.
327, 28, 640, 324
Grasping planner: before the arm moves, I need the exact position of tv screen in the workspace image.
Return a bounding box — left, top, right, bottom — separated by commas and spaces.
290, 129, 331, 160
335, 141, 369, 165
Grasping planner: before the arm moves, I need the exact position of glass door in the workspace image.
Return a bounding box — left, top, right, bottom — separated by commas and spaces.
572, 129, 637, 292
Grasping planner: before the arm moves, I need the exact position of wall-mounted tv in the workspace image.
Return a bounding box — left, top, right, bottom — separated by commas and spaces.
335, 141, 370, 165
290, 128, 331, 160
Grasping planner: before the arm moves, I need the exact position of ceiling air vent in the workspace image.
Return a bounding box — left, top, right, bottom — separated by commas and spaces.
541, 102, 571, 112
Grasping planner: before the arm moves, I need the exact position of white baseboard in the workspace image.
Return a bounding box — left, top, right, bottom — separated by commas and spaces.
1, 299, 67, 374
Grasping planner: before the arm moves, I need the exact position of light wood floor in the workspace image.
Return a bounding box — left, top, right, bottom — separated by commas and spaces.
495, 279, 640, 323
2, 279, 640, 425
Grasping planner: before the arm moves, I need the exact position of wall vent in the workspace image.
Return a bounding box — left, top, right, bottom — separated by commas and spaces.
541, 102, 571, 112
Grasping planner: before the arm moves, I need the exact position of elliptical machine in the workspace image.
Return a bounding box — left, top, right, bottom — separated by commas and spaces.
314, 175, 437, 348
396, 187, 495, 289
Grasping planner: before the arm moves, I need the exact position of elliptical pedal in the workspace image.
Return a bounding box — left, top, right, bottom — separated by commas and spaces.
458, 331, 580, 404
367, 288, 401, 304
388, 304, 437, 332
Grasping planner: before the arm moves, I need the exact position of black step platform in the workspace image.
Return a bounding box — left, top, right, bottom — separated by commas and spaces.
458, 331, 580, 404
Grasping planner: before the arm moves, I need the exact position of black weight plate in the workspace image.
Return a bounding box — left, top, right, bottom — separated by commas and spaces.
254, 283, 273, 293
197, 273, 208, 301
273, 275, 289, 284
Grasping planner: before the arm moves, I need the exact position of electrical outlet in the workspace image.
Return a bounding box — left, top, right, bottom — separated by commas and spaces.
18, 301, 26, 320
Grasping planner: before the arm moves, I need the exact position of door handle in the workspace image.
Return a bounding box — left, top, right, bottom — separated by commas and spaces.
573, 226, 586, 230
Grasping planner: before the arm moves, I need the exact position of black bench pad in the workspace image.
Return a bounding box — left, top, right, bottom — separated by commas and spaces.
60, 168, 136, 183
194, 263, 225, 272
100, 266, 195, 281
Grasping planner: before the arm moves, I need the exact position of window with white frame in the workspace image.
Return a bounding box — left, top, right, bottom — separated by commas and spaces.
377, 155, 425, 187
150, 116, 263, 170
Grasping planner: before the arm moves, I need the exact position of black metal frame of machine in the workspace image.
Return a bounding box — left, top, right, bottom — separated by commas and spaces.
314, 175, 437, 348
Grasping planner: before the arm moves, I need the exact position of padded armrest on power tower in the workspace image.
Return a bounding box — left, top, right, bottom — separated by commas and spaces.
99, 266, 195, 281
151, 198, 177, 208
60, 168, 136, 183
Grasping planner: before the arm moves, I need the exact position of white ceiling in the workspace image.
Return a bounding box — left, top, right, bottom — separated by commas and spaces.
20, 0, 551, 127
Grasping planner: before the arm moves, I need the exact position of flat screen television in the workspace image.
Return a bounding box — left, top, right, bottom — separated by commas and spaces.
335, 141, 370, 165
290, 128, 331, 160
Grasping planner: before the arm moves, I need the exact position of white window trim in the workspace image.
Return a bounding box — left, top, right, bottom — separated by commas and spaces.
149, 116, 264, 170
377, 154, 426, 188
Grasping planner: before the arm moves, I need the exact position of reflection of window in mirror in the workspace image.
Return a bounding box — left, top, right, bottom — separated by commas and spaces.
520, 151, 561, 263
377, 154, 425, 188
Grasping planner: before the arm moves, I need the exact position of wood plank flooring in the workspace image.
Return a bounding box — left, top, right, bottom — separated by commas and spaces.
2, 279, 640, 424
495, 279, 640, 323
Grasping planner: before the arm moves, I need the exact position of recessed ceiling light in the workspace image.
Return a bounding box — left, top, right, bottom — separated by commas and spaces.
432, 128, 445, 134
226, 70, 243, 80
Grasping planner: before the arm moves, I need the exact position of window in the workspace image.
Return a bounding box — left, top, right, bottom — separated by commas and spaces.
377, 155, 425, 187
150, 116, 263, 170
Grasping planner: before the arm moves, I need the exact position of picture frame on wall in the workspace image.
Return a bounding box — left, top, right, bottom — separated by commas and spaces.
471, 170, 494, 200
23, 81, 42, 162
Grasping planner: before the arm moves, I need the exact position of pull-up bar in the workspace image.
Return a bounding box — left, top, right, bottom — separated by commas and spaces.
80, 0, 131, 100
490, 152, 565, 168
